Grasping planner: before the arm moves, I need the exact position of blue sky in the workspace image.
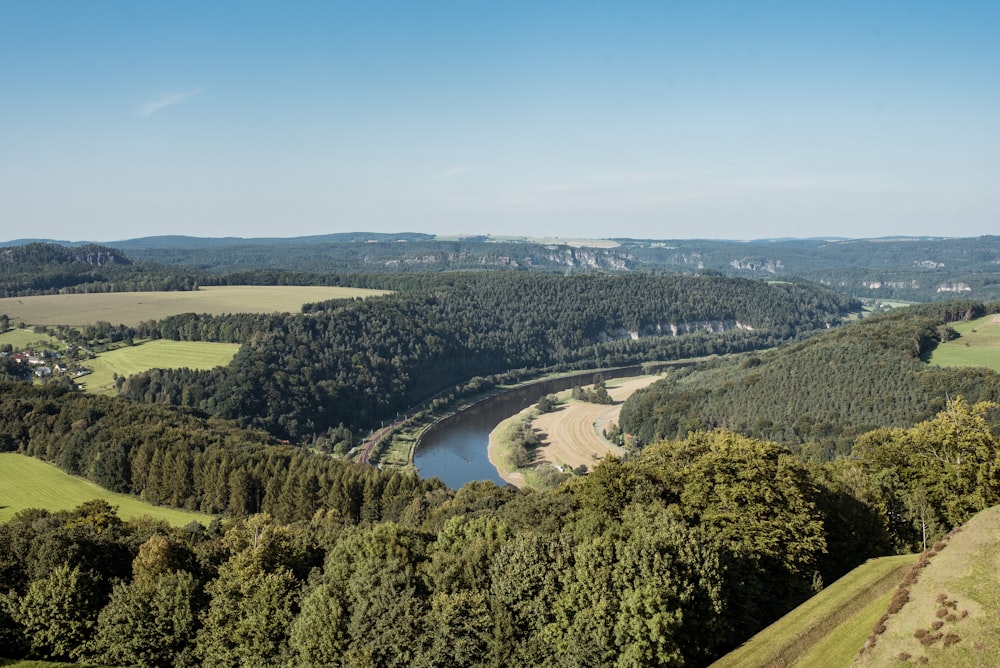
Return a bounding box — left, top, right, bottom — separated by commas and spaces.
2, 1, 998, 241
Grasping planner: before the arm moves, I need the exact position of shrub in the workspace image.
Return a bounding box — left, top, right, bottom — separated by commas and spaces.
887, 589, 910, 614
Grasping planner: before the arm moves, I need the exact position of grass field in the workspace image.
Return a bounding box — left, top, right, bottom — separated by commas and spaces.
0, 329, 62, 351
78, 339, 242, 394
0, 452, 210, 526
0, 285, 391, 327
928, 314, 1000, 373
711, 554, 918, 668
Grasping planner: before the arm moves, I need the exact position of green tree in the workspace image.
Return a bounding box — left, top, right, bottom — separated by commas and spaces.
15, 564, 102, 661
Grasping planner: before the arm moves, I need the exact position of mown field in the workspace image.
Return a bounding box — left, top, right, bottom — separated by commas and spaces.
78, 339, 242, 394
0, 285, 391, 327
0, 452, 210, 526
929, 314, 1000, 373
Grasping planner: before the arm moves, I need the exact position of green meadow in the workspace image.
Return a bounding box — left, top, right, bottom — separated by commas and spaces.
78, 339, 241, 394
0, 285, 390, 327
0, 452, 210, 526
928, 314, 1000, 373
0, 329, 62, 351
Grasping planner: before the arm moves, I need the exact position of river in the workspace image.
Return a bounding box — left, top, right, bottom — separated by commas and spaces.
413, 367, 643, 489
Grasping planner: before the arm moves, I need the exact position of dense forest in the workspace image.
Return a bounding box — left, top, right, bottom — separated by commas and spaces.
619, 301, 1000, 460
2, 397, 999, 666
118, 272, 858, 441
6, 240, 1000, 664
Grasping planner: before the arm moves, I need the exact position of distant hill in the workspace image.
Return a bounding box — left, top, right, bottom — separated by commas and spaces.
4, 234, 1000, 301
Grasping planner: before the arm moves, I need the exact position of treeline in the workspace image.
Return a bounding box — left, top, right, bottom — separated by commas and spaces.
0, 381, 442, 522
4, 399, 999, 667
620, 300, 1000, 459
119, 272, 858, 441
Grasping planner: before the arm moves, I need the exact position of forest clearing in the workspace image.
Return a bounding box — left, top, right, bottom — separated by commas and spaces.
928, 313, 1000, 373
78, 339, 242, 395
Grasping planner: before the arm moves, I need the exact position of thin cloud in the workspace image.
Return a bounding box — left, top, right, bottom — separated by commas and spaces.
434, 166, 472, 179
141, 87, 204, 117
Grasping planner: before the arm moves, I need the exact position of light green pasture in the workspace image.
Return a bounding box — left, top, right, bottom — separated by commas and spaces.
78, 339, 241, 394
0, 285, 390, 327
928, 314, 1000, 373
0, 452, 210, 526
0, 329, 62, 351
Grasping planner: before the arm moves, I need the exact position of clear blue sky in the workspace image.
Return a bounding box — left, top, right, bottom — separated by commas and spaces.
2, 1, 998, 241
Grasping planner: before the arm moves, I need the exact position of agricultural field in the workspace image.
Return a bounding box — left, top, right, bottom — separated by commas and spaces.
0, 285, 391, 327
530, 375, 660, 469
0, 452, 210, 526
78, 339, 242, 394
488, 375, 660, 488
928, 314, 1000, 373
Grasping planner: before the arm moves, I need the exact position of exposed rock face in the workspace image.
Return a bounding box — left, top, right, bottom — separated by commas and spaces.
937, 282, 972, 293
730, 258, 784, 273
863, 280, 920, 290
596, 320, 753, 342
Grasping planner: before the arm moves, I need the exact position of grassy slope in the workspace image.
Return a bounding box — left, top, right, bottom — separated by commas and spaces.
929, 314, 1000, 373
0, 285, 390, 326
710, 554, 918, 668
855, 505, 1000, 666
717, 505, 1000, 667
79, 339, 241, 394
0, 452, 210, 526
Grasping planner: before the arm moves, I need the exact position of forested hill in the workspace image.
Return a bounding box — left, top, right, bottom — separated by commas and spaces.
619, 300, 1000, 459
120, 272, 858, 441
0, 242, 197, 296
25, 233, 998, 301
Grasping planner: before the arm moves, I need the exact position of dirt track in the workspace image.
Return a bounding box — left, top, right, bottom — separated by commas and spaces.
529, 375, 660, 470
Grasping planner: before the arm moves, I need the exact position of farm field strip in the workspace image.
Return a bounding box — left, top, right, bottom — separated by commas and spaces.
0, 285, 391, 326
0, 452, 210, 526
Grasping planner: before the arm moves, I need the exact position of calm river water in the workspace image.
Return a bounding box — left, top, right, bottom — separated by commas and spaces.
413, 367, 643, 489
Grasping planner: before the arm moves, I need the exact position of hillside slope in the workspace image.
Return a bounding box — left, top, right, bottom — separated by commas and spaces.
854, 505, 1000, 666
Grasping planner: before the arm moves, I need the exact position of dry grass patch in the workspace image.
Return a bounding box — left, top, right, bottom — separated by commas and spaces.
0, 285, 390, 327
530, 375, 660, 471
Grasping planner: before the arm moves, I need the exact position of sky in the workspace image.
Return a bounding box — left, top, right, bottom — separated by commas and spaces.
2, 1, 998, 242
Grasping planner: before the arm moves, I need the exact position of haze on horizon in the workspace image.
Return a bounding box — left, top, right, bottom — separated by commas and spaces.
2, 2, 998, 243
